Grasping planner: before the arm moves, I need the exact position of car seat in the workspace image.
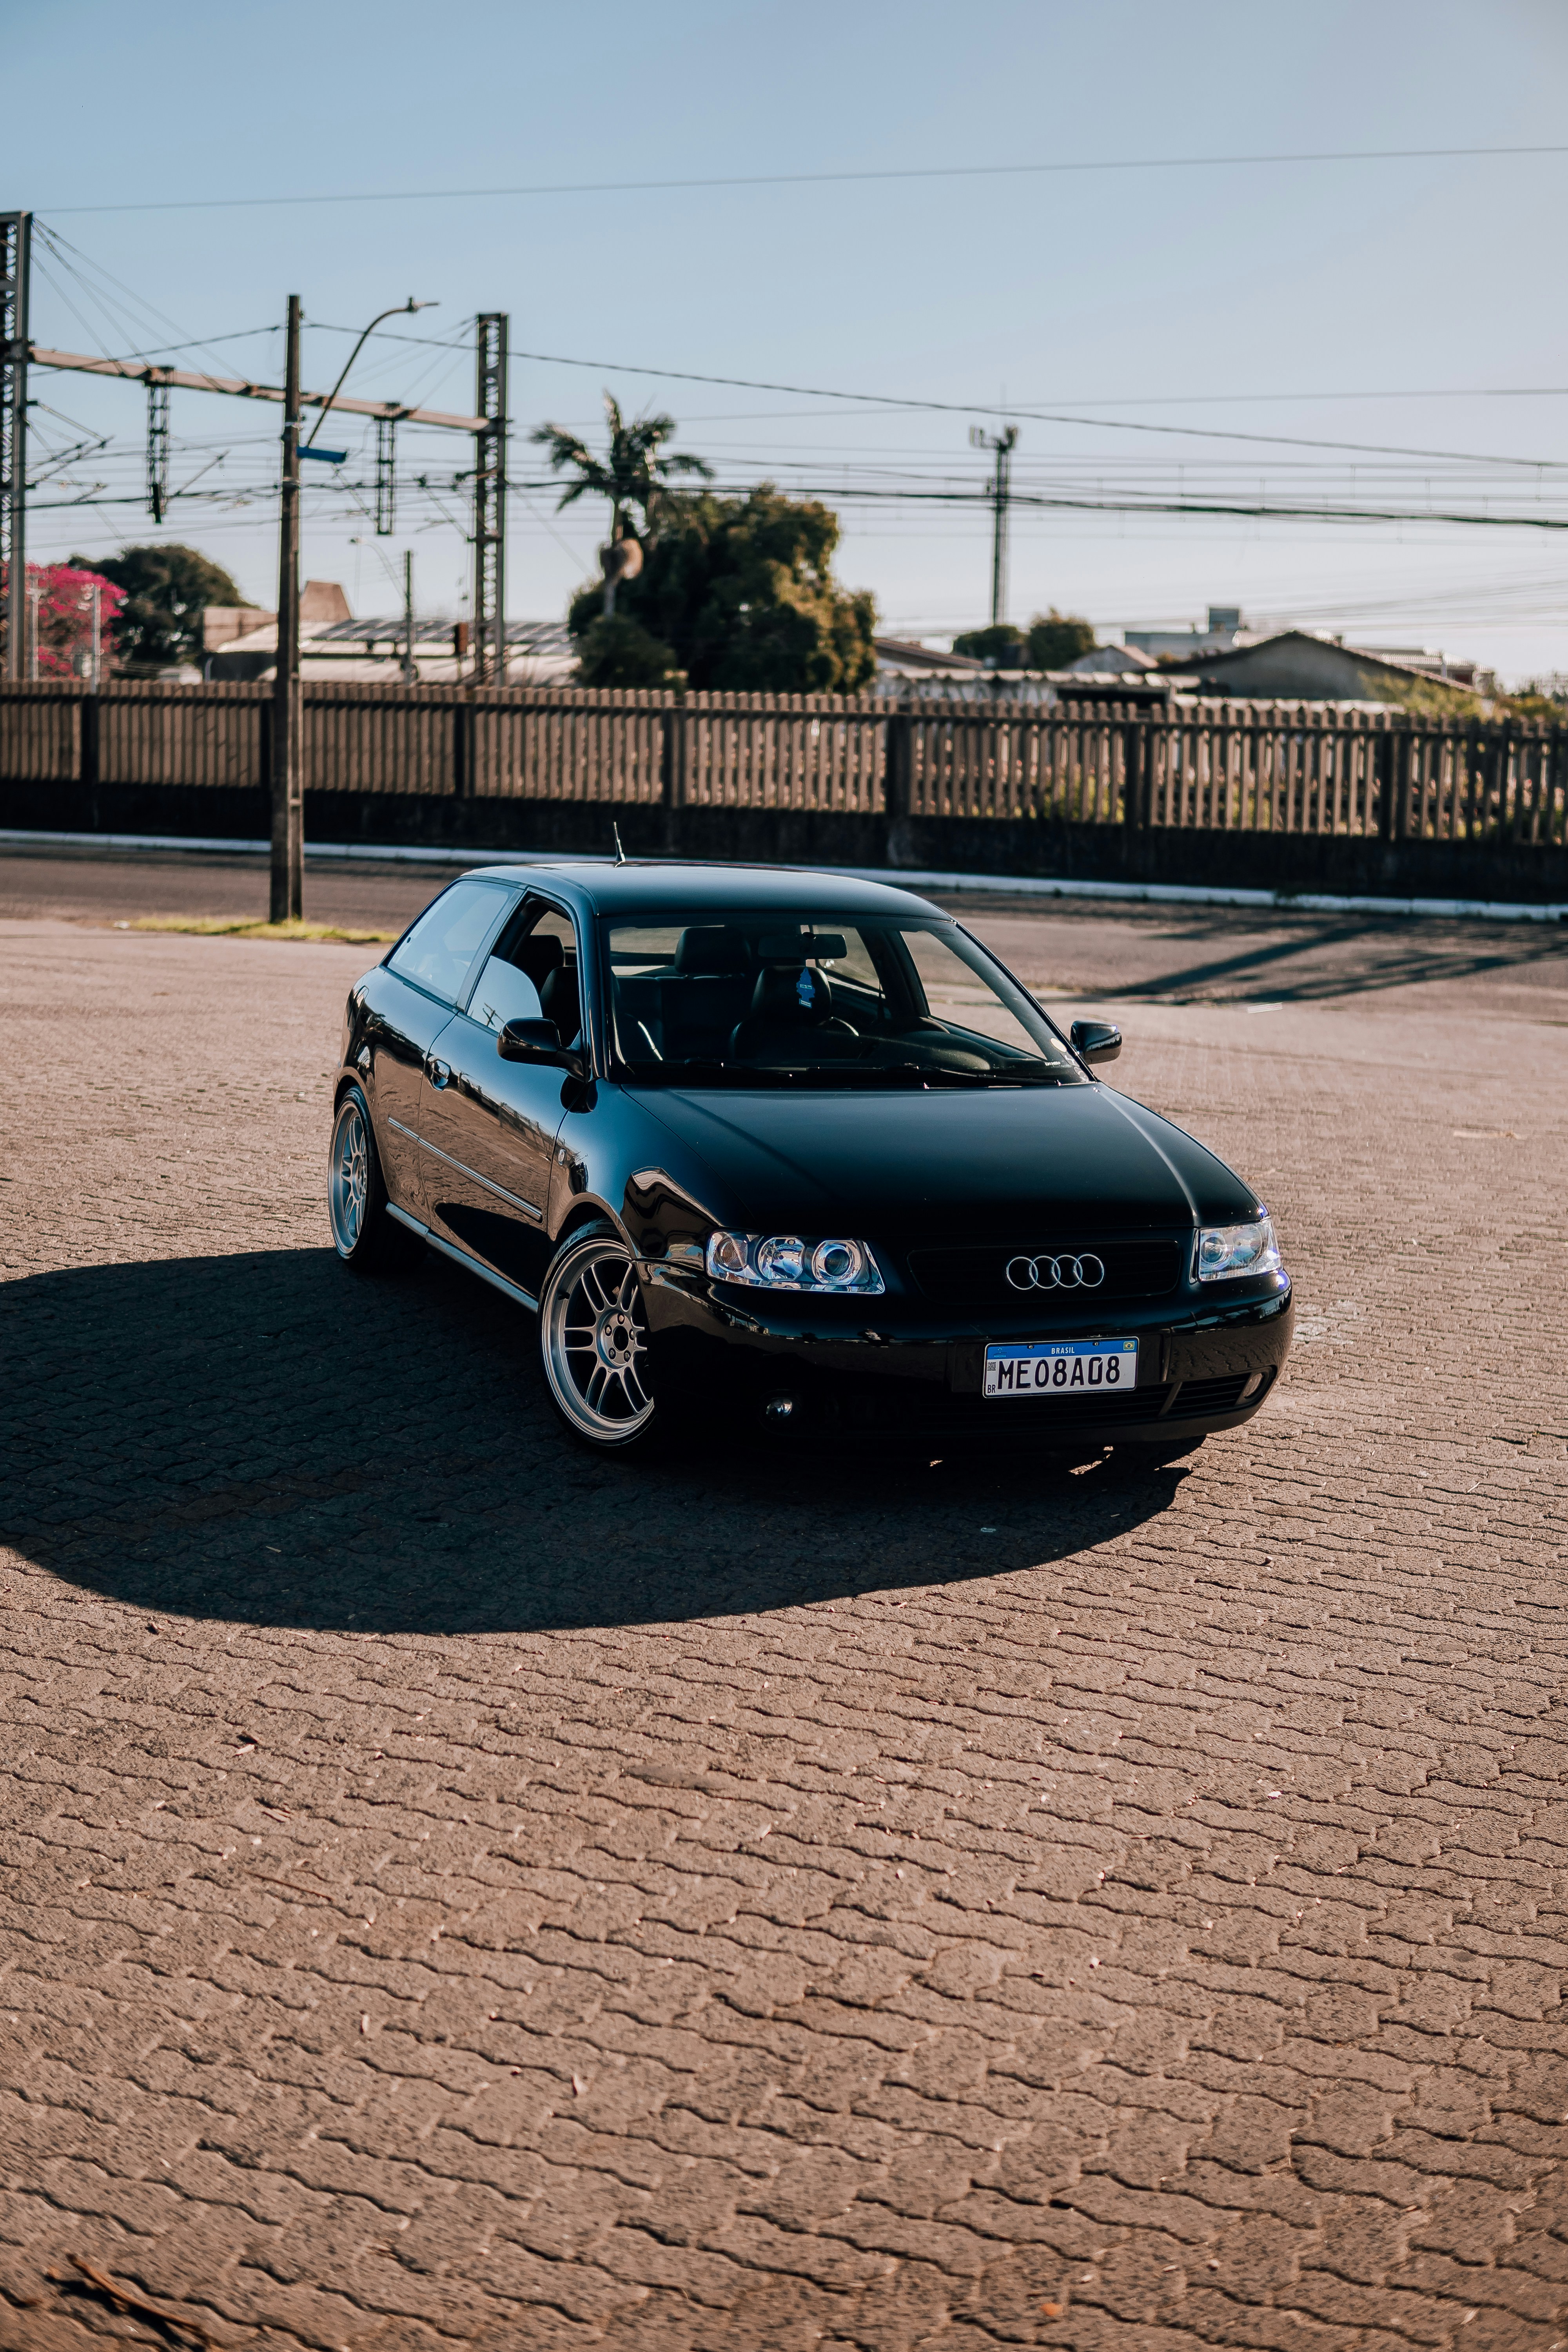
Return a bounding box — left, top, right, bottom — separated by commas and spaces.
728, 964, 860, 1063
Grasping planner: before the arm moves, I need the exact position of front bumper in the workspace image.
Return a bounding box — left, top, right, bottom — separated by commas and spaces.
641, 1260, 1295, 1445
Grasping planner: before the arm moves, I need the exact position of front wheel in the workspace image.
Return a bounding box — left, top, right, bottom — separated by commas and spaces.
538, 1225, 662, 1452
328, 1085, 420, 1272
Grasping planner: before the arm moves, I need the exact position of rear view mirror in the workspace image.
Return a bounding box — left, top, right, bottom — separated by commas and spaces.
1070, 1019, 1122, 1066
757, 930, 848, 962
498, 1017, 587, 1080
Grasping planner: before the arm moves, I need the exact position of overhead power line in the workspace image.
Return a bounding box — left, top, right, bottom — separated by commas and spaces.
501, 345, 1568, 472
39, 140, 1568, 216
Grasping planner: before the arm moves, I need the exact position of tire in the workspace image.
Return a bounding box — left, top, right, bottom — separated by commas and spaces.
538, 1222, 664, 1454
328, 1085, 421, 1273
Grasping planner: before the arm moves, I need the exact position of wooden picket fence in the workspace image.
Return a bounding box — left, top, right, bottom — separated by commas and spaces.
2, 677, 1564, 845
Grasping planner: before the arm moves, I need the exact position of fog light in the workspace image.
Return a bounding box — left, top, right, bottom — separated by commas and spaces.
762, 1394, 797, 1421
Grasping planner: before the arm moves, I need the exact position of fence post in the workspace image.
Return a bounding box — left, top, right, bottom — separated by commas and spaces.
79, 685, 99, 803
1122, 706, 1148, 837
660, 702, 686, 810
884, 707, 912, 821
452, 700, 474, 799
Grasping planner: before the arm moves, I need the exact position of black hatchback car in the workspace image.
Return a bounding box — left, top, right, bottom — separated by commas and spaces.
329, 862, 1293, 1455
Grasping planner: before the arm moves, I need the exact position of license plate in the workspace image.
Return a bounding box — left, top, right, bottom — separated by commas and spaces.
984, 1337, 1138, 1400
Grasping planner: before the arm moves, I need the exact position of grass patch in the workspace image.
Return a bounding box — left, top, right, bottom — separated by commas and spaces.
115, 916, 397, 945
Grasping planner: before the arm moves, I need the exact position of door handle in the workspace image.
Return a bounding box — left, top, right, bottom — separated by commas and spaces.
425, 1056, 451, 1089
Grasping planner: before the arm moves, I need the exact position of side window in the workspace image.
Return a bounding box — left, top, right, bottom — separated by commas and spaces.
388, 879, 513, 1006
466, 956, 543, 1033
468, 900, 583, 1043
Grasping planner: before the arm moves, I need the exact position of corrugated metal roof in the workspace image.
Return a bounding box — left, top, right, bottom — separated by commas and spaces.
305, 618, 573, 650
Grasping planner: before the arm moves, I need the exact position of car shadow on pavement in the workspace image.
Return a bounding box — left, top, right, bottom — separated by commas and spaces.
1, 1247, 1186, 1635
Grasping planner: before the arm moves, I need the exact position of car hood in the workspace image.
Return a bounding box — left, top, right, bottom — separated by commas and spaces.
635, 1081, 1259, 1238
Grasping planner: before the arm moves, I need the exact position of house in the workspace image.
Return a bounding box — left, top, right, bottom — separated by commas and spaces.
873, 637, 986, 688
203, 587, 576, 685
1125, 605, 1252, 661
1061, 643, 1162, 679
1189, 630, 1494, 706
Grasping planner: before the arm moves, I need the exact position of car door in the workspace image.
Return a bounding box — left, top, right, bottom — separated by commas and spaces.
417, 897, 583, 1297
356, 875, 518, 1211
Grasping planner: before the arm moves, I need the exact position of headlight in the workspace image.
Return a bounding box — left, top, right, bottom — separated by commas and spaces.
706, 1231, 885, 1294
1196, 1215, 1282, 1282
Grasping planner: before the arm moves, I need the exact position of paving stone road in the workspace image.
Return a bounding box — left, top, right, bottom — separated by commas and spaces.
1, 866, 1567, 2352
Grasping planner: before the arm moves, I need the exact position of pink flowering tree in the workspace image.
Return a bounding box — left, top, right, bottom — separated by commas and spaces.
21, 563, 126, 677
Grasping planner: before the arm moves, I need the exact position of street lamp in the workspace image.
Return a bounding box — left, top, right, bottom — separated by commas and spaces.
271, 296, 437, 924
305, 298, 436, 449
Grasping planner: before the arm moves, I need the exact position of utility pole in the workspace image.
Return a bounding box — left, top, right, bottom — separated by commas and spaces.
374, 416, 396, 535
147, 379, 171, 522
1, 210, 31, 682
401, 549, 416, 681
271, 294, 303, 923
472, 313, 508, 684
970, 422, 1019, 630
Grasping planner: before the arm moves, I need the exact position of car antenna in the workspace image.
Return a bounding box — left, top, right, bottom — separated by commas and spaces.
612, 822, 627, 866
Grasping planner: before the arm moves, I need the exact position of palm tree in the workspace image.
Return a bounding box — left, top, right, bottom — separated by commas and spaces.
532, 394, 712, 613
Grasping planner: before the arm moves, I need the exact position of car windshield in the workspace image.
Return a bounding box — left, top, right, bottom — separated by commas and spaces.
601, 913, 1084, 1086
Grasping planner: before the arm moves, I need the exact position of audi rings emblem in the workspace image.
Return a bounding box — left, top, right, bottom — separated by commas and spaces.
1005, 1252, 1106, 1292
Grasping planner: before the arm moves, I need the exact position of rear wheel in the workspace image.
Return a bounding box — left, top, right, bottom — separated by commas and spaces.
328, 1085, 420, 1272
539, 1225, 662, 1452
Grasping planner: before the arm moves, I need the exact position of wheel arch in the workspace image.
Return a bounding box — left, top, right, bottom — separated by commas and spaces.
550, 1192, 633, 1258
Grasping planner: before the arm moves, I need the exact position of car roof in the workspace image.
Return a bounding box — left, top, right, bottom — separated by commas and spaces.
462, 860, 950, 920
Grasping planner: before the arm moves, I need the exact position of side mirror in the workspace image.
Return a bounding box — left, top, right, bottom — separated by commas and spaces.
498, 1017, 587, 1080
1070, 1018, 1122, 1066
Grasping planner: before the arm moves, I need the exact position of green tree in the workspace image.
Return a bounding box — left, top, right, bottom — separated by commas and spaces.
568, 486, 877, 694
532, 394, 712, 613
71, 543, 247, 670
952, 611, 1096, 669
575, 614, 684, 691
1024, 608, 1095, 670
952, 622, 1025, 666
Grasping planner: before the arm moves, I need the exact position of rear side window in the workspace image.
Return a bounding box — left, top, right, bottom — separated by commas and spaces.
387, 879, 512, 1005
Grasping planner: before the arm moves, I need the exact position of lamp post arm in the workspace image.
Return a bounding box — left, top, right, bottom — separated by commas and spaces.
304, 299, 435, 448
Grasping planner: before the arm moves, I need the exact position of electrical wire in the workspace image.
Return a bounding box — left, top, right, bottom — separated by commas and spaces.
503, 347, 1568, 471
39, 138, 1568, 216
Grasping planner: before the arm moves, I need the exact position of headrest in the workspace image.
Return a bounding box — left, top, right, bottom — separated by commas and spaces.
748, 963, 833, 1023
514, 933, 564, 986
675, 925, 751, 975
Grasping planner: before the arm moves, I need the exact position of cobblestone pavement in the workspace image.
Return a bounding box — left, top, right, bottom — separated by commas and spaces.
1, 895, 1566, 2352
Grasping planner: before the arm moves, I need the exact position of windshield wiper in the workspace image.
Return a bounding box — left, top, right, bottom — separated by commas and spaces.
864, 1060, 1072, 1087
617, 1056, 1072, 1089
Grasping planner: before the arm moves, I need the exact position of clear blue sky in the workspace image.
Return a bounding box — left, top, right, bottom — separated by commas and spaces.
15, 0, 1568, 679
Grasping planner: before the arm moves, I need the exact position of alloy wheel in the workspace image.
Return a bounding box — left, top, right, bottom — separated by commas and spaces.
542, 1236, 655, 1444
328, 1096, 369, 1256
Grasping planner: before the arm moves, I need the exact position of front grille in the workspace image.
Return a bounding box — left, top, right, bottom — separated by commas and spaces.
1169, 1373, 1256, 1417
907, 1237, 1183, 1308
837, 1381, 1172, 1434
